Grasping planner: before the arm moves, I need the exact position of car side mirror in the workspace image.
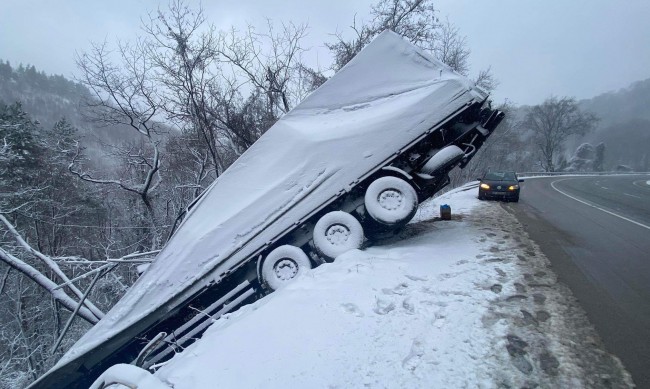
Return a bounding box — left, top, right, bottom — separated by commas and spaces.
519, 179, 525, 183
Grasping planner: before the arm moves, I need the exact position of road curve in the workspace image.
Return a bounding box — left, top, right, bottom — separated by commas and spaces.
502, 175, 650, 388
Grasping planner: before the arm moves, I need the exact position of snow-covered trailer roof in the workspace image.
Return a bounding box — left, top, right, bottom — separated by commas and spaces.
43, 30, 488, 382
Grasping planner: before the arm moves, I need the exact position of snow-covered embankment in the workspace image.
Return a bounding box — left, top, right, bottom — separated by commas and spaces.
152, 183, 633, 388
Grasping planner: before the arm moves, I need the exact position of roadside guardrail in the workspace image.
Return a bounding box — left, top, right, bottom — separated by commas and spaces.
517, 171, 650, 177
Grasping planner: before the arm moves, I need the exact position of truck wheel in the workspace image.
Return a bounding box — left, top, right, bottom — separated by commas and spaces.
261, 245, 312, 291
313, 211, 364, 260
419, 145, 464, 175
365, 176, 418, 226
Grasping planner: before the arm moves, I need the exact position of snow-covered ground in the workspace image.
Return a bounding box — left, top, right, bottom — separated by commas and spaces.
136, 183, 632, 388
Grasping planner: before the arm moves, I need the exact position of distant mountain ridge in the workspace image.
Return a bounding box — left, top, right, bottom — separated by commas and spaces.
2, 59, 649, 171
579, 78, 650, 126
0, 60, 88, 130
0, 60, 138, 148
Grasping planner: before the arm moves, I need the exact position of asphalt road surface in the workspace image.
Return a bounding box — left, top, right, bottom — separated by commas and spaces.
503, 174, 650, 388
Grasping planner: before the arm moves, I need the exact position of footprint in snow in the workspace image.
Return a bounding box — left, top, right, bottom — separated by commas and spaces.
402, 297, 415, 314
490, 284, 503, 294
405, 274, 428, 282
536, 310, 551, 323
340, 303, 364, 317
432, 312, 446, 328
506, 335, 534, 375
382, 282, 409, 296
373, 297, 396, 315
532, 293, 547, 305
515, 310, 538, 327
402, 337, 425, 372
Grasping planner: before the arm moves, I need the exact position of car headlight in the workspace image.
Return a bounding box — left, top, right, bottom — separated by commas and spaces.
480, 183, 490, 189
508, 184, 519, 190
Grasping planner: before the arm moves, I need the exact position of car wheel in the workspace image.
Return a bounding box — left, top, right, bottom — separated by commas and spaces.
261, 245, 312, 291
365, 176, 418, 226
313, 211, 364, 260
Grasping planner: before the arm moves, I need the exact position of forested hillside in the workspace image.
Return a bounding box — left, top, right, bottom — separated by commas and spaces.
467, 79, 650, 175
0, 61, 87, 130
577, 79, 650, 170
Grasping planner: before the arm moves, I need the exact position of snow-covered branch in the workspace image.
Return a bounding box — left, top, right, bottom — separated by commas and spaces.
0, 248, 98, 324
0, 214, 104, 320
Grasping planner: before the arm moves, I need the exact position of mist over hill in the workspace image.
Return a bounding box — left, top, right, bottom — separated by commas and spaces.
1, 59, 649, 173
500, 79, 650, 172
0, 60, 138, 148
0, 60, 87, 128
577, 79, 650, 170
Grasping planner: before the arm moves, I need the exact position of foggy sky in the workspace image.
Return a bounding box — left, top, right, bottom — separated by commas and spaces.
1, 0, 649, 105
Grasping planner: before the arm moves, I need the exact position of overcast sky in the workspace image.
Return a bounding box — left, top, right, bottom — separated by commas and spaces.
1, 0, 649, 105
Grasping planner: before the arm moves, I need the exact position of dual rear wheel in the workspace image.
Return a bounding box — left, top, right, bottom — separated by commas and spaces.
260, 176, 418, 291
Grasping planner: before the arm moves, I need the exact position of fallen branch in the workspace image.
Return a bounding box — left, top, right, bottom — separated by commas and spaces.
0, 248, 98, 324
0, 214, 105, 321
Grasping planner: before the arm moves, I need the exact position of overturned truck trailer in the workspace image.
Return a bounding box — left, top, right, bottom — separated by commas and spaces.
31, 30, 504, 389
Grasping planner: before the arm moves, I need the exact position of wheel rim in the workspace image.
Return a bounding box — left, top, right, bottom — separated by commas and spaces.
377, 189, 403, 211
273, 258, 299, 280
325, 223, 351, 245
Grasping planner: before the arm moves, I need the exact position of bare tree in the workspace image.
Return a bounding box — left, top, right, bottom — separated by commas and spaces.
143, 0, 225, 175
522, 96, 599, 172
75, 39, 164, 249
328, 0, 437, 70
431, 18, 469, 75
327, 16, 382, 71
327, 0, 496, 91
218, 21, 309, 118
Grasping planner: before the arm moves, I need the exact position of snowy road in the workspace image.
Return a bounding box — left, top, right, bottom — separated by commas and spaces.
147, 184, 632, 388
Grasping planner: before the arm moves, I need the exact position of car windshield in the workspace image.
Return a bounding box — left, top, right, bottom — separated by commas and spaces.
484, 172, 516, 181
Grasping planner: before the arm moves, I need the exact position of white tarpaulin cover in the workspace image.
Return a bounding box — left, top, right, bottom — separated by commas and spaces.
53, 30, 487, 369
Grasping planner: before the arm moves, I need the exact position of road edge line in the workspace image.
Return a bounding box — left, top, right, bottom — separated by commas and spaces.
550, 178, 650, 231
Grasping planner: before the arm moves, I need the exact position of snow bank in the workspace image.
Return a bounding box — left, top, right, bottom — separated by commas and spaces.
154, 185, 505, 388
149, 183, 633, 388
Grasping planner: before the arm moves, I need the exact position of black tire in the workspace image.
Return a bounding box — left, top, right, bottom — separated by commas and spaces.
261, 245, 312, 291
364, 176, 418, 226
